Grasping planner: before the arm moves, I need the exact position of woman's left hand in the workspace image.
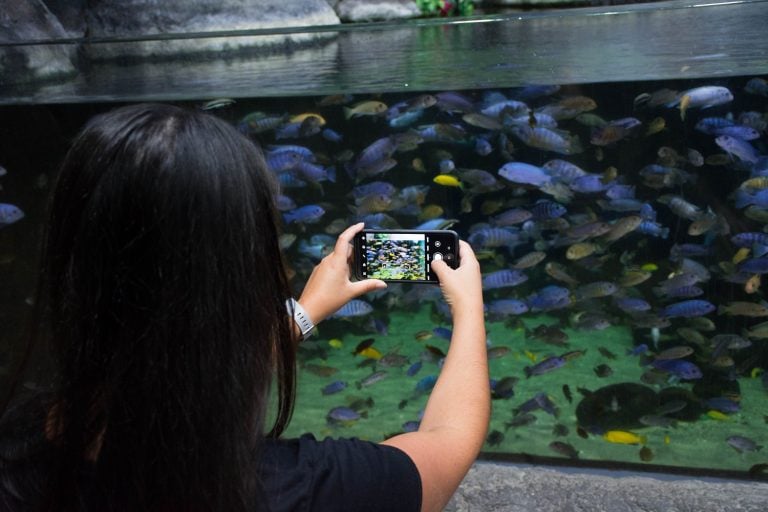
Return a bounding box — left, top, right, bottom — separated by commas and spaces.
297, 222, 386, 325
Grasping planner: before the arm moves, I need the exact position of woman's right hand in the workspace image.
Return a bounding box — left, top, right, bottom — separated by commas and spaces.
429, 240, 483, 316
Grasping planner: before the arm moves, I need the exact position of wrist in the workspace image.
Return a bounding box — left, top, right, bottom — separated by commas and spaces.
286, 298, 316, 340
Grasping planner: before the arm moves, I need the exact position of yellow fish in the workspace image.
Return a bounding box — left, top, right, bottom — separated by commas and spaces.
523, 349, 538, 362
640, 263, 658, 272
603, 430, 646, 445
745, 274, 761, 294
418, 204, 444, 221
414, 330, 433, 342
328, 338, 343, 349
706, 410, 729, 421
343, 101, 387, 119
289, 112, 326, 125
566, 242, 597, 260
412, 157, 426, 173
645, 116, 666, 136
733, 247, 751, 264
433, 174, 463, 188
358, 347, 382, 360
679, 94, 691, 120
751, 367, 764, 379
664, 435, 671, 445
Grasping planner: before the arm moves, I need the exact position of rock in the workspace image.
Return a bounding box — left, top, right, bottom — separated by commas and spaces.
447, 461, 768, 512
334, 0, 422, 22
43, 0, 87, 37
0, 0, 76, 86
84, 0, 341, 59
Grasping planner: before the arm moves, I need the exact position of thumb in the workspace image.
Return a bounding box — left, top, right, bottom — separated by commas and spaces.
351, 278, 387, 296
430, 258, 449, 281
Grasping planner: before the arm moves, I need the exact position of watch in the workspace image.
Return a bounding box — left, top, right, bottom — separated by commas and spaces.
286, 298, 315, 340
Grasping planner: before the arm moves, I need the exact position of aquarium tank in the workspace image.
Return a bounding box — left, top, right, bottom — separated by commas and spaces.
1, 0, 768, 480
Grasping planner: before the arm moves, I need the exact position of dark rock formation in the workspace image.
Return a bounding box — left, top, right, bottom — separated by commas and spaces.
0, 0, 76, 86
83, 0, 341, 59
334, 0, 421, 22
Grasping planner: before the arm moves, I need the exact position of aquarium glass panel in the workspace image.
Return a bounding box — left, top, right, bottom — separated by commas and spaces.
2, 0, 768, 481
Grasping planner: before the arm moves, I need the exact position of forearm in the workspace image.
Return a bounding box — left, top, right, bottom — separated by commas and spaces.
418, 305, 490, 456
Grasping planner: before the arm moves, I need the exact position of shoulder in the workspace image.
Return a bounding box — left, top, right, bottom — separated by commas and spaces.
0, 391, 54, 511
261, 434, 422, 512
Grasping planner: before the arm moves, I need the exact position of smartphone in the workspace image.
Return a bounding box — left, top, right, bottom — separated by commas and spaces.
353, 229, 459, 283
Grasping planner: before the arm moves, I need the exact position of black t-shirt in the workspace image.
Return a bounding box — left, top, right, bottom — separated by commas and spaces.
0, 395, 422, 512
260, 434, 422, 512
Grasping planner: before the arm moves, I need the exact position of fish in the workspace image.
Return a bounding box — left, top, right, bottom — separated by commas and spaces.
321, 380, 348, 395
651, 359, 702, 379
283, 205, 325, 224
524, 356, 566, 378
659, 300, 715, 318
433, 174, 462, 188
0, 203, 25, 227
326, 406, 366, 426
716, 135, 760, 164
603, 430, 646, 445
497, 161, 552, 187
356, 370, 389, 388
527, 324, 569, 347
344, 100, 388, 119
726, 435, 762, 454
482, 269, 528, 289
332, 300, 374, 318
669, 86, 733, 120
718, 301, 768, 317
549, 441, 579, 459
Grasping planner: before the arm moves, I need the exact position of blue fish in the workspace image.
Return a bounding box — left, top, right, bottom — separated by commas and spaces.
524, 356, 566, 378
321, 128, 344, 142
482, 269, 529, 289
659, 300, 715, 318
605, 184, 636, 200
531, 200, 567, 220
432, 327, 452, 340
704, 397, 741, 413
326, 406, 364, 425
474, 136, 493, 156
498, 162, 552, 187
739, 258, 768, 274
283, 205, 325, 224
614, 297, 651, 313
716, 135, 759, 164
0, 203, 25, 228
626, 344, 649, 356
487, 299, 529, 318
731, 232, 768, 247
514, 392, 558, 416
527, 286, 571, 312
734, 188, 768, 209
331, 299, 373, 319
402, 420, 420, 432
637, 220, 669, 239
415, 375, 438, 393
651, 359, 703, 380
406, 361, 423, 377
321, 380, 348, 395
569, 174, 609, 193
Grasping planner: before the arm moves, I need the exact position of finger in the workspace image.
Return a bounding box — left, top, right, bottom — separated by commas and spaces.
351, 278, 387, 295
456, 240, 476, 266
430, 258, 449, 280
334, 222, 365, 257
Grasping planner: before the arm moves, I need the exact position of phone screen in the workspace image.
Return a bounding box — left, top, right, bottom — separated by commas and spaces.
355, 230, 458, 283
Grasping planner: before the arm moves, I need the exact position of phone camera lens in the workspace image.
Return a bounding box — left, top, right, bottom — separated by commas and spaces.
434, 241, 441, 247
445, 253, 454, 261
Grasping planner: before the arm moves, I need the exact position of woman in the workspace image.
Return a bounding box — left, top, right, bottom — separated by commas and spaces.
0, 104, 488, 512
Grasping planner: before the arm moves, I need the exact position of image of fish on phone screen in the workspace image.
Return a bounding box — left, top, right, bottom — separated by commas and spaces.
366, 233, 426, 281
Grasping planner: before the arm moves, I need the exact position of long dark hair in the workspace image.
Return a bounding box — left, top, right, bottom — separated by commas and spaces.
35, 103, 296, 511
